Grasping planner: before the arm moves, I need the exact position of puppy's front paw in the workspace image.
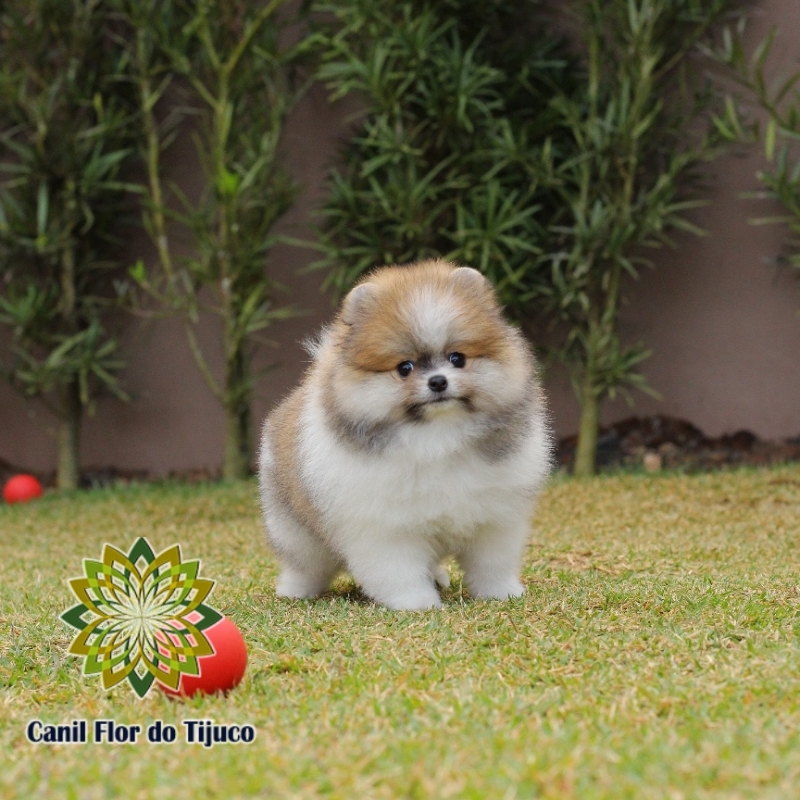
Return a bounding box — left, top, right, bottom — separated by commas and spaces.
467, 577, 525, 600
379, 588, 443, 611
276, 568, 329, 599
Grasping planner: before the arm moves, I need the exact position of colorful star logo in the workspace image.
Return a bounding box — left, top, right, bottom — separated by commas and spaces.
61, 538, 223, 698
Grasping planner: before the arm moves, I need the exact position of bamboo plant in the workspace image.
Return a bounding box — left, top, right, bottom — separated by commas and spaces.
313, 0, 740, 476
119, 0, 301, 479
0, 0, 136, 489
537, 0, 741, 476
715, 24, 800, 295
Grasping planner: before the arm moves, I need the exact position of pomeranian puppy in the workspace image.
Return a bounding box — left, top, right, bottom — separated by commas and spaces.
258, 259, 551, 610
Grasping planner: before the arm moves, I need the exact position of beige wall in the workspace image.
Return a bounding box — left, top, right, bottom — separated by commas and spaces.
1, 0, 799, 475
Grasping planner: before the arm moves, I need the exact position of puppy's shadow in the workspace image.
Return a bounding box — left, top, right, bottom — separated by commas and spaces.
321, 575, 372, 605
318, 572, 467, 606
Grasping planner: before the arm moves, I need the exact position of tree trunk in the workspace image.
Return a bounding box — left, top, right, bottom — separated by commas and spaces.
222, 347, 251, 480
574, 373, 600, 478
223, 403, 250, 480
57, 378, 82, 490
57, 242, 81, 490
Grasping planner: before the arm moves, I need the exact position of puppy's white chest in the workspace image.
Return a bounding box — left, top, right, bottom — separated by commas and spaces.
301, 416, 532, 537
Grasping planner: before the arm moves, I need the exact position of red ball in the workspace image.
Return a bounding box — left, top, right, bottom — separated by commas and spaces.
158, 616, 248, 698
3, 474, 43, 504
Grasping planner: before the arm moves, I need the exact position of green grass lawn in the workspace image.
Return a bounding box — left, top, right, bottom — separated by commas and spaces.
2, 464, 800, 799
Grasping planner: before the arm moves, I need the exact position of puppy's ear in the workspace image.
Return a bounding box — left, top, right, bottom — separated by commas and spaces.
340, 281, 378, 324
450, 266, 495, 303
450, 266, 491, 290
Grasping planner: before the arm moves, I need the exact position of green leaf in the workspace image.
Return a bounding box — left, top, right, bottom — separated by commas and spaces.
130, 259, 147, 285
216, 167, 240, 197
765, 117, 777, 162
35, 181, 49, 247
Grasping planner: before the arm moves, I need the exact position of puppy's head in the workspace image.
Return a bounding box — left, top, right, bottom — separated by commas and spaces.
319, 260, 534, 429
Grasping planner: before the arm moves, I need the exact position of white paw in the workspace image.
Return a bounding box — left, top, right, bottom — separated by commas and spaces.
276, 569, 328, 599
433, 565, 450, 588
378, 589, 443, 611
468, 578, 525, 600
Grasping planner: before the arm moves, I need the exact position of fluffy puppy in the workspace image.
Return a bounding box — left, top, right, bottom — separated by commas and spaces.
259, 259, 551, 610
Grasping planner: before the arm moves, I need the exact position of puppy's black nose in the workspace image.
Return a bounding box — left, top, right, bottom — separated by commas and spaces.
428, 374, 448, 393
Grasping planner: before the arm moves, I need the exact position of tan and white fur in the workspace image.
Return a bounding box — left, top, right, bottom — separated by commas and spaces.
258, 260, 551, 610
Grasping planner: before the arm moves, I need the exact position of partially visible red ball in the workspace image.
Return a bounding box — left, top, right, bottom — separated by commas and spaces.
3, 474, 43, 504
158, 615, 248, 698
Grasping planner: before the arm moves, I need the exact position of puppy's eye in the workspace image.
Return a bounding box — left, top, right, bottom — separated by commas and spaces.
397, 361, 414, 378
448, 352, 466, 368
